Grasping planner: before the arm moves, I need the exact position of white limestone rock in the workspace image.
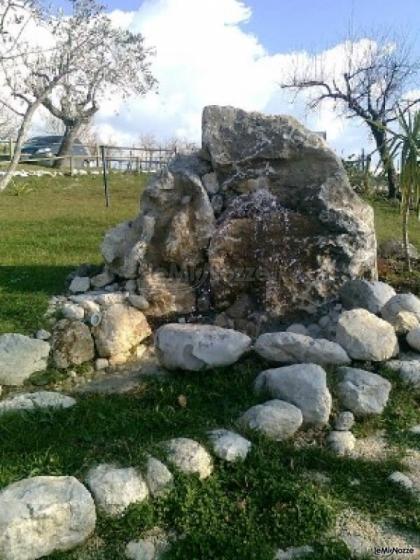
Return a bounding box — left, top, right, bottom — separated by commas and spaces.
61, 303, 85, 320
145, 457, 173, 498
0, 475, 96, 560
334, 411, 355, 431
86, 464, 149, 516
336, 309, 399, 361
163, 437, 213, 479
69, 276, 90, 294
381, 293, 420, 323
254, 364, 332, 426
0, 333, 50, 386
407, 327, 420, 352
207, 429, 251, 462
336, 367, 392, 416
339, 279, 395, 314
155, 324, 251, 371
0, 391, 76, 415
326, 430, 356, 456
92, 303, 151, 359
254, 332, 350, 366
239, 400, 303, 441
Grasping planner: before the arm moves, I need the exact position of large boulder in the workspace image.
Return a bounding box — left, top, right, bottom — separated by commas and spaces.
254, 332, 350, 366
92, 303, 151, 360
155, 324, 251, 371
52, 319, 95, 369
0, 476, 96, 560
336, 309, 399, 361
238, 399, 303, 441
100, 106, 377, 321
0, 334, 50, 386
254, 364, 332, 426
336, 367, 392, 416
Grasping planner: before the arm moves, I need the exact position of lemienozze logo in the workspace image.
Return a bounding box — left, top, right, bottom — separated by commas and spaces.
374, 546, 417, 557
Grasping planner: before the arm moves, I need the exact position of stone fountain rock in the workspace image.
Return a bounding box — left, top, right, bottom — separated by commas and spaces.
102, 106, 377, 323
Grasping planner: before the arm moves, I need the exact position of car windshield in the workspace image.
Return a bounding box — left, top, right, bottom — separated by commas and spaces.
23, 137, 62, 147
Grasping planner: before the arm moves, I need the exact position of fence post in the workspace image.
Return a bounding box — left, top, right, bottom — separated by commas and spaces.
70, 156, 74, 176
9, 138, 14, 161
96, 144, 100, 168
101, 145, 110, 208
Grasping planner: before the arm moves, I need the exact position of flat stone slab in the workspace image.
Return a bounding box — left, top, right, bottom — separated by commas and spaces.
0, 391, 76, 415
0, 333, 50, 386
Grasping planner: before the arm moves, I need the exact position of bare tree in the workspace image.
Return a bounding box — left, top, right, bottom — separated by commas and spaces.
41, 0, 156, 168
282, 32, 420, 198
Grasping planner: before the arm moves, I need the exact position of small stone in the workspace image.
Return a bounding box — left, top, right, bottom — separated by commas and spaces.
336, 367, 392, 416
202, 172, 220, 194
125, 279, 138, 293
306, 323, 321, 338
318, 315, 330, 328
409, 425, 420, 435
80, 299, 101, 315
326, 430, 356, 455
86, 464, 149, 516
95, 358, 109, 371
275, 545, 314, 560
334, 411, 355, 431
163, 437, 213, 479
69, 276, 90, 294
125, 534, 170, 560
239, 399, 303, 441
52, 319, 95, 369
61, 303, 85, 320
96, 292, 128, 306
35, 329, 51, 340
211, 194, 224, 215
388, 471, 414, 491
207, 429, 251, 462
129, 294, 150, 311
105, 282, 120, 292
286, 323, 308, 336
0, 391, 76, 415
407, 327, 420, 352
91, 269, 115, 289
386, 357, 420, 388
389, 311, 419, 334
145, 457, 173, 497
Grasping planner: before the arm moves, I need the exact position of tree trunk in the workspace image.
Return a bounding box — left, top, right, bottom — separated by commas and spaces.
0, 100, 41, 192
370, 125, 398, 199
402, 204, 412, 272
53, 122, 82, 169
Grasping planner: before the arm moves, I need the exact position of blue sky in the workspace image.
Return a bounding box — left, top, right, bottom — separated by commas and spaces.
54, 0, 420, 55
43, 0, 420, 154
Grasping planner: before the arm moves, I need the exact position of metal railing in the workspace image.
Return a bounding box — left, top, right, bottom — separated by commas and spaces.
0, 140, 177, 173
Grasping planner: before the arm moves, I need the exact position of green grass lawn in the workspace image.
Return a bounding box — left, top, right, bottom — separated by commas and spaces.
0, 177, 419, 559
0, 172, 147, 334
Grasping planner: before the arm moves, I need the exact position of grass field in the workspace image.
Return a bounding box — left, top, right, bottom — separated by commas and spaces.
0, 175, 419, 559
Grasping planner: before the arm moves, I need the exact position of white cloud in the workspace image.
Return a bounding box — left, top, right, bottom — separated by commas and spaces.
88, 0, 375, 156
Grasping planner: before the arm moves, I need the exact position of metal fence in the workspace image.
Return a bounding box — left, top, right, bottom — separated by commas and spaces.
0, 139, 177, 173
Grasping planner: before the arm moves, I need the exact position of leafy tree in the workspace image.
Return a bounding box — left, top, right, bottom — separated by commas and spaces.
389, 109, 420, 271
282, 32, 419, 198
41, 0, 156, 168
